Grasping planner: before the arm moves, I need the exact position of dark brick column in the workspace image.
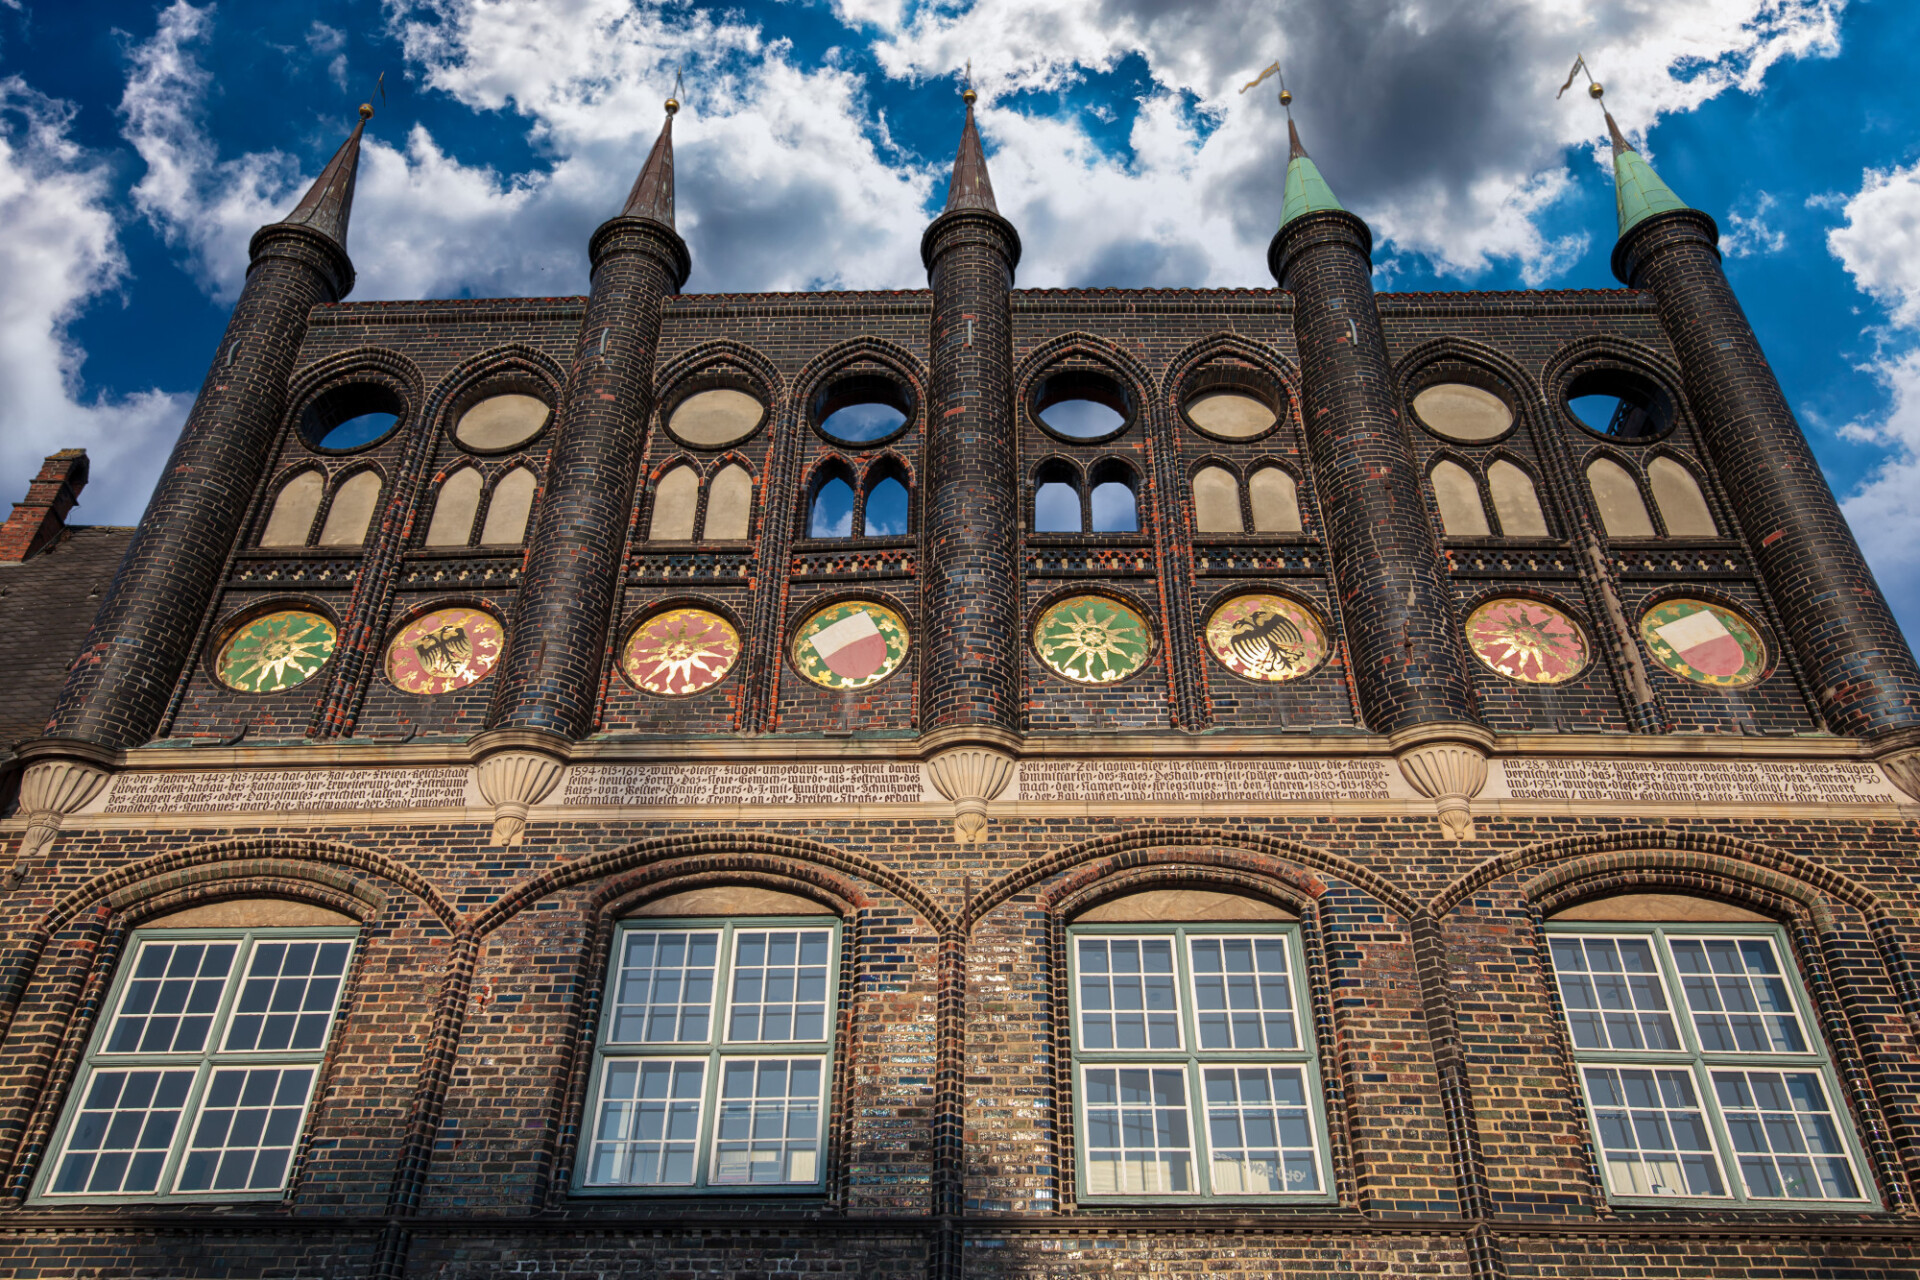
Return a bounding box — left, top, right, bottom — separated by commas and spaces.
485, 216, 689, 740
918, 209, 1022, 738
1616, 210, 1920, 738
43, 223, 353, 749
1270, 211, 1479, 734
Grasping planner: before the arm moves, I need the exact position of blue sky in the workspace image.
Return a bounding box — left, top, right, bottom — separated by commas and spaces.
3, 0, 1919, 634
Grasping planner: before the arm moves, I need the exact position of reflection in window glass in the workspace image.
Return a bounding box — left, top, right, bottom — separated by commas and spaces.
1203, 1066, 1320, 1194
864, 477, 909, 536
1090, 481, 1138, 533
1077, 938, 1180, 1050
713, 1058, 823, 1184
727, 930, 831, 1043
610, 931, 718, 1044
1671, 937, 1806, 1054
1189, 937, 1296, 1050
589, 1059, 705, 1186
1714, 1070, 1859, 1200
810, 478, 854, 539
1035, 481, 1081, 533
1082, 1066, 1193, 1195
1583, 1066, 1725, 1198
1548, 937, 1679, 1052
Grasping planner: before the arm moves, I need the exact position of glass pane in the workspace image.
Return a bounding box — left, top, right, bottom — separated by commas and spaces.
711, 1058, 824, 1184
609, 931, 719, 1044
1202, 1066, 1320, 1194
1670, 937, 1808, 1055
106, 942, 239, 1055
1712, 1070, 1862, 1201
1081, 1066, 1194, 1195
726, 930, 832, 1043
1546, 936, 1680, 1052
1075, 938, 1180, 1051
48, 1068, 196, 1195
223, 940, 352, 1053
173, 1067, 315, 1193
584, 1059, 706, 1186
1581, 1066, 1726, 1198
1189, 936, 1297, 1051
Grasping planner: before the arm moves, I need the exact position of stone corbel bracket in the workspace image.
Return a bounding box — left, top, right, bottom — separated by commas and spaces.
469, 732, 566, 847
1392, 724, 1494, 842
1875, 732, 1920, 806
11, 741, 117, 862
921, 728, 1022, 845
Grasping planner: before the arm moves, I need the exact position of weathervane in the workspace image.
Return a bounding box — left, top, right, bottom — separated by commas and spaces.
667, 66, 683, 116
1239, 61, 1291, 112
962, 59, 976, 106
1557, 53, 1604, 104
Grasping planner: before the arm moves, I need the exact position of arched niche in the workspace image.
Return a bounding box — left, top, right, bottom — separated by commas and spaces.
627, 887, 836, 918
1071, 888, 1296, 923
145, 899, 360, 929
1547, 892, 1770, 923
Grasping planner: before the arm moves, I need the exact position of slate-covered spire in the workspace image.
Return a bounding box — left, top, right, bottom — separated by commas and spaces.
1606, 109, 1687, 236
1279, 117, 1343, 228
943, 86, 998, 213
621, 97, 678, 226
279, 104, 371, 247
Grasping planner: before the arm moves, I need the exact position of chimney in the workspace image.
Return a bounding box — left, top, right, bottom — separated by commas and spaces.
0, 449, 89, 562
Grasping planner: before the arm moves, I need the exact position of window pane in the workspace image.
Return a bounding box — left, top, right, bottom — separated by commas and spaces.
1548, 937, 1680, 1052
1670, 937, 1808, 1054
48, 1068, 195, 1195
173, 1066, 315, 1193
610, 931, 718, 1044
1082, 1066, 1194, 1195
726, 930, 832, 1043
106, 942, 238, 1055
1203, 1066, 1320, 1194
223, 940, 352, 1053
585, 1059, 706, 1186
1582, 1066, 1725, 1198
711, 1058, 824, 1184
1076, 938, 1180, 1051
1713, 1070, 1861, 1201
1189, 937, 1297, 1050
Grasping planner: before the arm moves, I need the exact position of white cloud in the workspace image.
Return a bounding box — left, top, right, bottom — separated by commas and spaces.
0, 78, 190, 526
1828, 159, 1920, 328
1721, 190, 1787, 257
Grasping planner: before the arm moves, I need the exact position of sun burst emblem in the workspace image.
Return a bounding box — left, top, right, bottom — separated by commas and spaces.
1465, 598, 1588, 685
624, 608, 742, 696
216, 609, 337, 693
386, 607, 505, 695
1033, 595, 1151, 684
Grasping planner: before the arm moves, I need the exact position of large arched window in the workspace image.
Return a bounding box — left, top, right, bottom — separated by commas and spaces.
1587, 457, 1655, 538
1487, 460, 1548, 537
425, 468, 482, 547
479, 467, 537, 545
1431, 460, 1489, 536
704, 464, 754, 541
649, 464, 700, 541
316, 471, 382, 547
260, 470, 324, 547
1648, 457, 1717, 537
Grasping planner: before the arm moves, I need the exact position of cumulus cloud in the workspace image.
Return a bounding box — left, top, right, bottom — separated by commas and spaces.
1721, 191, 1787, 257
0, 77, 189, 527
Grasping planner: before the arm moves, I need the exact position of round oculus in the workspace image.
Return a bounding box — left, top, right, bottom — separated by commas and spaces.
1185, 390, 1277, 439
1639, 598, 1767, 687
1465, 598, 1590, 685
216, 609, 337, 693
791, 600, 910, 690
623, 607, 743, 696
668, 388, 765, 448
1412, 383, 1513, 442
454, 394, 549, 451
1204, 593, 1330, 683
1033, 595, 1152, 684
386, 606, 505, 695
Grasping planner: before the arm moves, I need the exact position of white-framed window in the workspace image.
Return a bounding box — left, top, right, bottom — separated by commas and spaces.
1547, 922, 1875, 1206
36, 927, 357, 1202
1068, 923, 1333, 1202
579, 917, 840, 1193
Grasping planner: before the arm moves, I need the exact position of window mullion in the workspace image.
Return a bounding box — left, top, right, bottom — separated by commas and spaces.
1174, 927, 1209, 1198
1690, 1059, 1750, 1206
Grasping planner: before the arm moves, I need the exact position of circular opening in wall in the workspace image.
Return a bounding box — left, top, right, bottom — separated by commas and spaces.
1184, 389, 1277, 440
1565, 368, 1674, 440
1033, 370, 1130, 441
300, 383, 406, 453
669, 387, 766, 448
1412, 383, 1513, 442
814, 374, 912, 445
455, 393, 550, 452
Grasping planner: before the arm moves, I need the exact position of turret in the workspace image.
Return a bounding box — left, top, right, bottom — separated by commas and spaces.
1606, 108, 1920, 739
473, 96, 690, 841
916, 85, 1024, 842
1265, 112, 1487, 832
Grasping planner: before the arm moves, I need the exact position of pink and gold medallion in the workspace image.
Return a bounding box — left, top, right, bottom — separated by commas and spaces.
385, 607, 505, 695
623, 608, 742, 696
1465, 598, 1588, 685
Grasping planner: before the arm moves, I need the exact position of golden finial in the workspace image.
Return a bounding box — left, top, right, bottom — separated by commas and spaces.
359, 103, 373, 120
666, 67, 683, 116
1280, 87, 1292, 107
962, 59, 976, 105
1589, 80, 1604, 100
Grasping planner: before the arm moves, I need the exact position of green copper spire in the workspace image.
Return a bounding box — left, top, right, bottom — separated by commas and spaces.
1279, 118, 1343, 228
1607, 110, 1688, 235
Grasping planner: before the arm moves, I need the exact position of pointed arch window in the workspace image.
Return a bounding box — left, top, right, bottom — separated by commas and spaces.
1431, 460, 1490, 537
1487, 460, 1548, 537
1089, 460, 1139, 534
808, 468, 855, 539
1587, 457, 1655, 538
1248, 467, 1302, 533
1648, 457, 1717, 537
425, 468, 483, 547
1193, 467, 1241, 534
316, 471, 382, 547
703, 464, 754, 541
863, 476, 909, 537
1034, 460, 1082, 534
649, 465, 700, 541
480, 467, 538, 545
260, 471, 324, 548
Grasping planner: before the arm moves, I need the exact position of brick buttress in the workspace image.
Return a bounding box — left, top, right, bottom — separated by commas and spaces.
1269, 209, 1479, 734
486, 116, 690, 742
1615, 209, 1920, 738
917, 102, 1024, 740
41, 114, 366, 751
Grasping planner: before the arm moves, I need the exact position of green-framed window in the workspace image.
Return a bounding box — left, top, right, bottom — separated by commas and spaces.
577, 916, 840, 1194
34, 926, 358, 1203
1067, 922, 1334, 1202
1546, 921, 1876, 1207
